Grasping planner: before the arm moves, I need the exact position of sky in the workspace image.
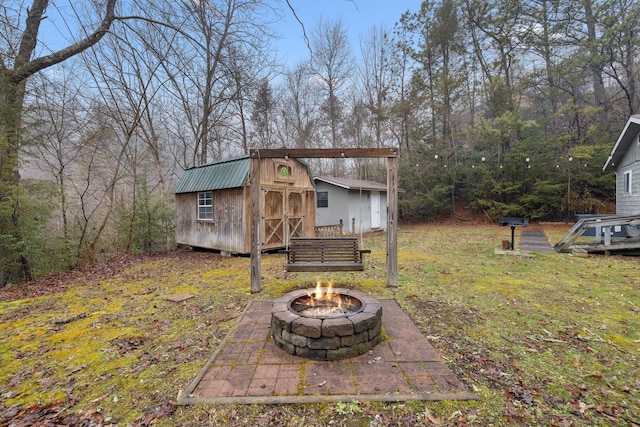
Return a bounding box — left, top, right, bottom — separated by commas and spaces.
272, 0, 424, 68
34, 0, 424, 71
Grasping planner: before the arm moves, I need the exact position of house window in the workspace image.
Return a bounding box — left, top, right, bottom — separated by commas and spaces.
317, 191, 328, 208
623, 171, 632, 194
198, 191, 213, 220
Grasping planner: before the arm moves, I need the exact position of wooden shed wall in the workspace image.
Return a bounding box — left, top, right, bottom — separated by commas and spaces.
259, 158, 313, 190
175, 187, 247, 253
175, 158, 315, 253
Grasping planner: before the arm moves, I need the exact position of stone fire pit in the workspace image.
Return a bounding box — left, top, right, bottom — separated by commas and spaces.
271, 287, 382, 361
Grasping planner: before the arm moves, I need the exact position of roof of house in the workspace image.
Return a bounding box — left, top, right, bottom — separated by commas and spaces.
174, 156, 250, 194
314, 175, 389, 192
603, 114, 640, 171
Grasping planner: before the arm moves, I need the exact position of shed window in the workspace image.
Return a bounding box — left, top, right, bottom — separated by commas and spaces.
624, 171, 632, 194
317, 191, 328, 208
198, 192, 213, 220
277, 164, 291, 178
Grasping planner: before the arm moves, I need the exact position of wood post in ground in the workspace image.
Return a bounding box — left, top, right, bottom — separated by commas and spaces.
250, 156, 262, 293
387, 156, 398, 289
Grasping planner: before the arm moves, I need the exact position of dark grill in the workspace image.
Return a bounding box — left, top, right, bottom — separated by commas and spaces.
499, 217, 529, 227
499, 217, 529, 250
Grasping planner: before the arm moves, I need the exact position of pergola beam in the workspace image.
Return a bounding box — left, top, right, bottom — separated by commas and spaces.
249, 148, 398, 159
249, 147, 399, 292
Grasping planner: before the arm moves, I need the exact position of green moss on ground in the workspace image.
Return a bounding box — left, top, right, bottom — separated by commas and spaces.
1, 225, 639, 426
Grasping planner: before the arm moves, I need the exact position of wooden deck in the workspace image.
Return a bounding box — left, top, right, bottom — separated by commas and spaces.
554, 214, 640, 254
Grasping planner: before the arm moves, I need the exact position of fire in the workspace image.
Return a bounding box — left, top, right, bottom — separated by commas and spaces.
309, 278, 336, 304
313, 278, 327, 300
301, 279, 350, 317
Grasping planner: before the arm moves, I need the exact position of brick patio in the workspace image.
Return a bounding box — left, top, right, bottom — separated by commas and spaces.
178, 299, 478, 404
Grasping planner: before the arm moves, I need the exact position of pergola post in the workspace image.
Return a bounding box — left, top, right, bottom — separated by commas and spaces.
387, 156, 398, 288
250, 156, 262, 293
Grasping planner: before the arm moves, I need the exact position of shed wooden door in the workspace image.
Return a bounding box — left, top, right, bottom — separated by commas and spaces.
287, 191, 304, 239
262, 188, 306, 248
263, 189, 285, 248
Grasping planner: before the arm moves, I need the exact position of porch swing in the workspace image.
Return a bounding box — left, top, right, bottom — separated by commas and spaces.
283, 163, 371, 272
283, 237, 370, 272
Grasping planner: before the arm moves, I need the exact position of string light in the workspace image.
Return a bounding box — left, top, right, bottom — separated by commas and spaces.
425, 153, 597, 171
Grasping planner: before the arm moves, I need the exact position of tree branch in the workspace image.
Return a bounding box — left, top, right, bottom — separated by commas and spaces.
11, 0, 117, 84
285, 0, 311, 57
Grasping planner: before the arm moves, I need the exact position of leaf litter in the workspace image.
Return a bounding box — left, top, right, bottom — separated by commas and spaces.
1, 224, 639, 426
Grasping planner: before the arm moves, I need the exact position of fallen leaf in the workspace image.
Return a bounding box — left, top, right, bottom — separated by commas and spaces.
424, 408, 442, 425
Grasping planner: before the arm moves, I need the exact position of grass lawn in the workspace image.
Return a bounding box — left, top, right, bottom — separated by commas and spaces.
1, 223, 639, 426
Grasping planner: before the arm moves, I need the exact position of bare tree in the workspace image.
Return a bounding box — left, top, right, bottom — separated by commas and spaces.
310, 18, 355, 150
250, 79, 277, 149
26, 67, 94, 241
460, 0, 521, 117
600, 0, 640, 117
81, 16, 176, 255
359, 24, 394, 149
278, 63, 320, 149
0, 0, 117, 284
146, 0, 278, 167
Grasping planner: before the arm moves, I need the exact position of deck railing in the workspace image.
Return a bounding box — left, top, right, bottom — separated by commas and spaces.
315, 219, 344, 237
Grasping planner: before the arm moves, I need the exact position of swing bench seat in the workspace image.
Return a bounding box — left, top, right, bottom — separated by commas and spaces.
283, 237, 371, 272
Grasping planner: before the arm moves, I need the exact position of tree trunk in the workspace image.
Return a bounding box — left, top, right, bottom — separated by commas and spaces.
0, 0, 117, 285
583, 0, 608, 126
0, 73, 31, 285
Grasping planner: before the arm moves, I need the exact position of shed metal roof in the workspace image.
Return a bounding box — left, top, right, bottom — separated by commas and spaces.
174, 156, 249, 194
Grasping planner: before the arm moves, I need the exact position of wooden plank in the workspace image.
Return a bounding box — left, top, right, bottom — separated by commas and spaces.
285, 263, 364, 272
250, 148, 399, 159
250, 157, 261, 293
387, 156, 398, 288
554, 214, 640, 252
569, 239, 640, 252
285, 237, 368, 272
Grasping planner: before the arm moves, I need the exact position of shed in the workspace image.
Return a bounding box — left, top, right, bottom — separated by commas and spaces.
314, 176, 388, 234
174, 155, 316, 254
603, 114, 640, 215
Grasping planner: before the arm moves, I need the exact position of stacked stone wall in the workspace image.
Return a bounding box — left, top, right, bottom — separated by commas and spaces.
271, 288, 382, 361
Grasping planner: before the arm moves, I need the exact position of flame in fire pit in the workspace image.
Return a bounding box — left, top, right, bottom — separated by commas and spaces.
290, 279, 360, 318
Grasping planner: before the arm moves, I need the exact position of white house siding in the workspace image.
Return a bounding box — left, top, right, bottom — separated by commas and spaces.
315, 182, 350, 229
374, 191, 388, 230
616, 139, 640, 215
348, 190, 372, 233
315, 181, 388, 234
